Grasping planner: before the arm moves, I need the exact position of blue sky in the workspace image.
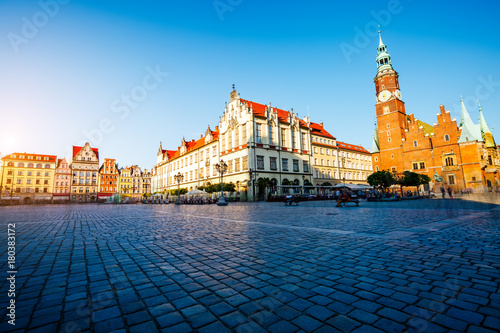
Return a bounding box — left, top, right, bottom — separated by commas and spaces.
1, 0, 499, 170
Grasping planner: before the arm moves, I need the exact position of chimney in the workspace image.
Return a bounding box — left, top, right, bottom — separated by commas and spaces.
320, 121, 324, 128
215, 125, 219, 131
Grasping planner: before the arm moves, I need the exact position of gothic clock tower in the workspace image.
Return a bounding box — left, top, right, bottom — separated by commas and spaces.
373, 32, 407, 172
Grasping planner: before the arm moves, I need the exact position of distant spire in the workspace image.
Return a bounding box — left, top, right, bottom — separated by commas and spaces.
458, 96, 482, 143
478, 100, 496, 148
378, 30, 383, 47
478, 100, 491, 134
371, 121, 380, 153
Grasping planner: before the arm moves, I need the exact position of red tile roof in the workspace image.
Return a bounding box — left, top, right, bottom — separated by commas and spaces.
240, 99, 308, 128
336, 141, 370, 154
73, 145, 99, 159
310, 122, 336, 140
2, 153, 57, 162
164, 130, 219, 161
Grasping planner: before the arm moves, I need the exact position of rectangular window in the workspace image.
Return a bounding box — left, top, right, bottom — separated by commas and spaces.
222, 137, 226, 152
293, 159, 299, 172
257, 156, 264, 170
269, 124, 274, 145
212, 147, 216, 157
256, 124, 262, 143
303, 161, 309, 173
242, 156, 248, 170
235, 158, 240, 172
413, 162, 419, 170
448, 175, 456, 185
228, 160, 233, 173
302, 132, 307, 150
270, 157, 277, 170
419, 162, 425, 169
235, 128, 239, 147
281, 129, 286, 147
242, 125, 247, 143
291, 130, 296, 149
282, 158, 288, 171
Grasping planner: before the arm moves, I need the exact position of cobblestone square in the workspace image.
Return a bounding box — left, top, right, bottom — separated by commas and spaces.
1, 199, 499, 332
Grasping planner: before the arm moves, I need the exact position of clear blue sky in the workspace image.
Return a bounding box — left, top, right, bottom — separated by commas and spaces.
1, 0, 499, 170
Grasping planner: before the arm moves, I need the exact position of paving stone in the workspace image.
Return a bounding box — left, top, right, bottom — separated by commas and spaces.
129, 320, 159, 333
267, 320, 299, 333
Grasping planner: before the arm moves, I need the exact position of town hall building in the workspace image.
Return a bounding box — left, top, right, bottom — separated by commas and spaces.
371, 32, 499, 192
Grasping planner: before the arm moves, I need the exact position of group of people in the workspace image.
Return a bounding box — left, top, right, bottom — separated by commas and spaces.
440, 186, 453, 199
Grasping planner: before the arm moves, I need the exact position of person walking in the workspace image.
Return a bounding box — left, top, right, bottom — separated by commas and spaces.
440, 186, 445, 199
447, 187, 453, 199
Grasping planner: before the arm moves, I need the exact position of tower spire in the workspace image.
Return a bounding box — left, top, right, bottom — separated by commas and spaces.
371, 119, 380, 153
458, 96, 482, 143
376, 31, 392, 73
478, 100, 496, 147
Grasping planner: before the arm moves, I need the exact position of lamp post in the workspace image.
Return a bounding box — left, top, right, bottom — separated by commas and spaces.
302, 175, 305, 195
215, 159, 228, 206
174, 172, 184, 205
249, 168, 258, 201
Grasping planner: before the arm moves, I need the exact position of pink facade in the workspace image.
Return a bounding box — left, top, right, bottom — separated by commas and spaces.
53, 158, 71, 201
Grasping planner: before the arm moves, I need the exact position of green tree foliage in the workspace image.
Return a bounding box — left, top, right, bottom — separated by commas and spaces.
367, 170, 395, 191
199, 183, 235, 193
170, 188, 187, 196
257, 177, 272, 189
321, 182, 332, 186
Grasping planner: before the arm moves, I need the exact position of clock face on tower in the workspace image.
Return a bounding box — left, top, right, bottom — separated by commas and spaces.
394, 89, 402, 100
378, 90, 391, 103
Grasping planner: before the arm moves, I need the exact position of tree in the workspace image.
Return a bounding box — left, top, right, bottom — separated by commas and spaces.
367, 170, 395, 192
257, 178, 272, 200
171, 188, 187, 196
321, 182, 332, 187
418, 174, 431, 195
397, 171, 432, 195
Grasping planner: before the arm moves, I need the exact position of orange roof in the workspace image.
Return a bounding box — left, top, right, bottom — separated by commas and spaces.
165, 130, 219, 161
240, 99, 308, 128
336, 141, 370, 154
2, 153, 57, 162
310, 122, 336, 140
73, 145, 99, 159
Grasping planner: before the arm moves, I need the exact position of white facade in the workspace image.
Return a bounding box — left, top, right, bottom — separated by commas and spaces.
153, 87, 314, 200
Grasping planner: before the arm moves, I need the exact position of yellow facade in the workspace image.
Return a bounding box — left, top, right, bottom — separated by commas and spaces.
118, 168, 132, 194
0, 153, 57, 203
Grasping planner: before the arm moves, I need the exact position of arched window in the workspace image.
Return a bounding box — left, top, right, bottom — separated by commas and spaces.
36, 163, 42, 168
444, 134, 450, 142
45, 164, 50, 168
18, 162, 24, 167
413, 141, 418, 147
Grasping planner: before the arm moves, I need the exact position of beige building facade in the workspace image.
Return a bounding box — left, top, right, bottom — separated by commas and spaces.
70, 142, 100, 203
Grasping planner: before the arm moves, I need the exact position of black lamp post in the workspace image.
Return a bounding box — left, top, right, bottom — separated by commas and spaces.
249, 168, 258, 201
174, 172, 184, 205
215, 160, 228, 206
302, 175, 305, 194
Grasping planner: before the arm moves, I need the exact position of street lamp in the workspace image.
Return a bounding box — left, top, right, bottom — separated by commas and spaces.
174, 172, 184, 205
249, 168, 258, 201
302, 175, 305, 195
215, 160, 228, 206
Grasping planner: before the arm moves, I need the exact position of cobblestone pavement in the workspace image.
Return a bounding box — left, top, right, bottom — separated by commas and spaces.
0, 199, 499, 333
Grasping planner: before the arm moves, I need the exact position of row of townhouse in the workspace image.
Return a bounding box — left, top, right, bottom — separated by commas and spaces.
0, 143, 151, 204
152, 86, 372, 200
